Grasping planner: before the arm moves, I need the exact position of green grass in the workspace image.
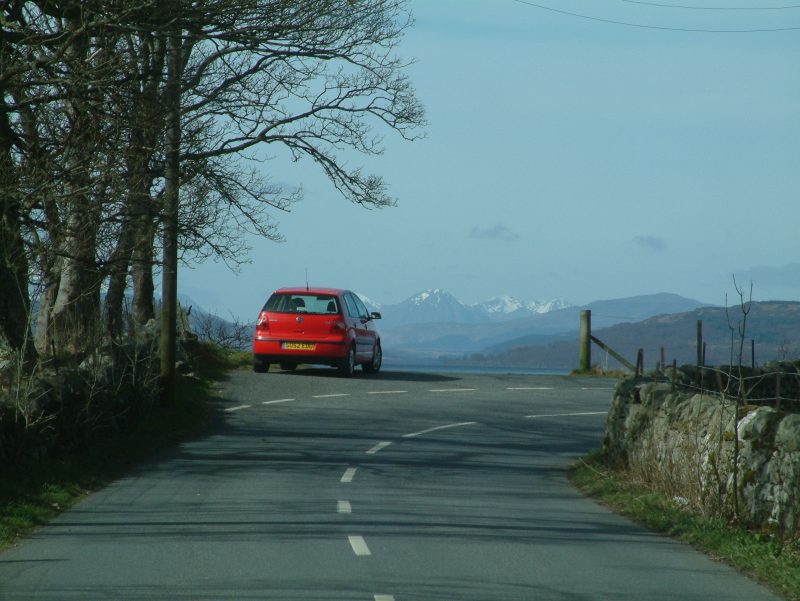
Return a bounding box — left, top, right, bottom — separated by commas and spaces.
190, 345, 252, 378
570, 449, 800, 601
0, 348, 232, 550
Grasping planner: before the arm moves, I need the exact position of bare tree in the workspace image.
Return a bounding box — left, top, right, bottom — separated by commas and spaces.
730, 277, 753, 520
2, 1, 138, 361
0, 61, 33, 369
1, 0, 424, 376
103, 21, 169, 339
178, 0, 425, 206
153, 0, 425, 398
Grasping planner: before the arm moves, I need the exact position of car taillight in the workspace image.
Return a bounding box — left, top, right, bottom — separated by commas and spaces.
256, 311, 269, 332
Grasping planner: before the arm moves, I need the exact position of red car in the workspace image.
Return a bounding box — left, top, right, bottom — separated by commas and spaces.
252, 287, 382, 376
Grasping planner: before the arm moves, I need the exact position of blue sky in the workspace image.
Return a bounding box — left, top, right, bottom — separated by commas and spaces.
180, 0, 800, 320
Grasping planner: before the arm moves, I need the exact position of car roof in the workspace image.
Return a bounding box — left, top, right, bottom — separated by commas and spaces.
273, 287, 349, 296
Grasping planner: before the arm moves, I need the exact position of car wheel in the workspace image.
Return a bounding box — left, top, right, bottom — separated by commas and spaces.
338, 345, 356, 377
253, 359, 269, 373
362, 341, 382, 373
279, 362, 297, 371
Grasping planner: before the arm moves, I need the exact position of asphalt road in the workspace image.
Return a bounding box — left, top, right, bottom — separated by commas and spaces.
0, 369, 784, 600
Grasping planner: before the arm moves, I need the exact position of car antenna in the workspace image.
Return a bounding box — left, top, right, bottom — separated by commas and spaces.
305, 268, 309, 291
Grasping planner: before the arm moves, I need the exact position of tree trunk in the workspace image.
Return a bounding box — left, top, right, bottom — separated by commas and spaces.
0, 97, 34, 369
106, 32, 166, 338
105, 162, 155, 339
49, 200, 102, 359
160, 18, 183, 405
45, 16, 103, 360
132, 211, 157, 327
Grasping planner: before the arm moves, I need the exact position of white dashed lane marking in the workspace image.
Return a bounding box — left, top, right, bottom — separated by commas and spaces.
366, 441, 392, 455
340, 467, 358, 483
225, 405, 252, 412
348, 535, 371, 556
374, 596, 395, 601
403, 422, 478, 439
337, 500, 352, 514
507, 387, 553, 391
312, 393, 351, 399
367, 390, 408, 395
428, 388, 477, 393
262, 398, 295, 405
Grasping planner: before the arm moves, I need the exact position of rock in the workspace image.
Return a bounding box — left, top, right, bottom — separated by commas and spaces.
775, 414, 800, 453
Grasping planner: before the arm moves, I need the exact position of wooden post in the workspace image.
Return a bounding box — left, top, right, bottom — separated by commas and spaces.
775, 372, 782, 411
696, 320, 703, 366
636, 348, 644, 377
696, 320, 703, 387
671, 359, 677, 389
751, 339, 756, 368
579, 310, 591, 372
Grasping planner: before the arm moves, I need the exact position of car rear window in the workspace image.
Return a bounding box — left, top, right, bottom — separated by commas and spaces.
264, 293, 340, 315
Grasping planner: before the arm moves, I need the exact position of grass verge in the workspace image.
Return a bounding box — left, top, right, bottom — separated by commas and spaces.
0, 346, 247, 551
569, 449, 800, 601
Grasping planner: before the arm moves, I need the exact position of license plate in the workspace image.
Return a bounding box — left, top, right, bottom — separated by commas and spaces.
283, 342, 315, 351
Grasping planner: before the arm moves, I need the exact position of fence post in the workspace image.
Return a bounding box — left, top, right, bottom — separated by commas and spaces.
696, 320, 703, 387
775, 372, 782, 411
579, 310, 591, 372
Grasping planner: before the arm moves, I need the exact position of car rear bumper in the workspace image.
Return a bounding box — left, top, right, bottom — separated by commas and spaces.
253, 337, 348, 364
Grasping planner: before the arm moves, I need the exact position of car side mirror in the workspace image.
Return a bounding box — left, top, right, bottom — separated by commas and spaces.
369, 312, 382, 320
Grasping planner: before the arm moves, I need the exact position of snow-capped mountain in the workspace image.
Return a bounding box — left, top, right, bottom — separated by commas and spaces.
377, 289, 571, 327
355, 293, 382, 312
381, 289, 486, 326
476, 295, 572, 321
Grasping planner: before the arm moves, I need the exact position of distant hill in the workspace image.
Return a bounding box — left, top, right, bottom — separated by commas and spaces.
382, 292, 710, 362
482, 293, 712, 354
449, 301, 800, 371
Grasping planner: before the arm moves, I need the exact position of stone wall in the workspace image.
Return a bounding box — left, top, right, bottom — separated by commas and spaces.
604, 377, 800, 534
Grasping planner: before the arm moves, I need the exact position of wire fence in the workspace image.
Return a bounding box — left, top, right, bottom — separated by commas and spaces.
642, 362, 800, 412
580, 308, 800, 412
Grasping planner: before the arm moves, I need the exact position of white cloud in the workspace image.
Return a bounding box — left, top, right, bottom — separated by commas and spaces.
470, 224, 520, 242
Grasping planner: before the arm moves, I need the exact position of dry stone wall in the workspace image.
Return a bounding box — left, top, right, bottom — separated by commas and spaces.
604, 378, 800, 534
